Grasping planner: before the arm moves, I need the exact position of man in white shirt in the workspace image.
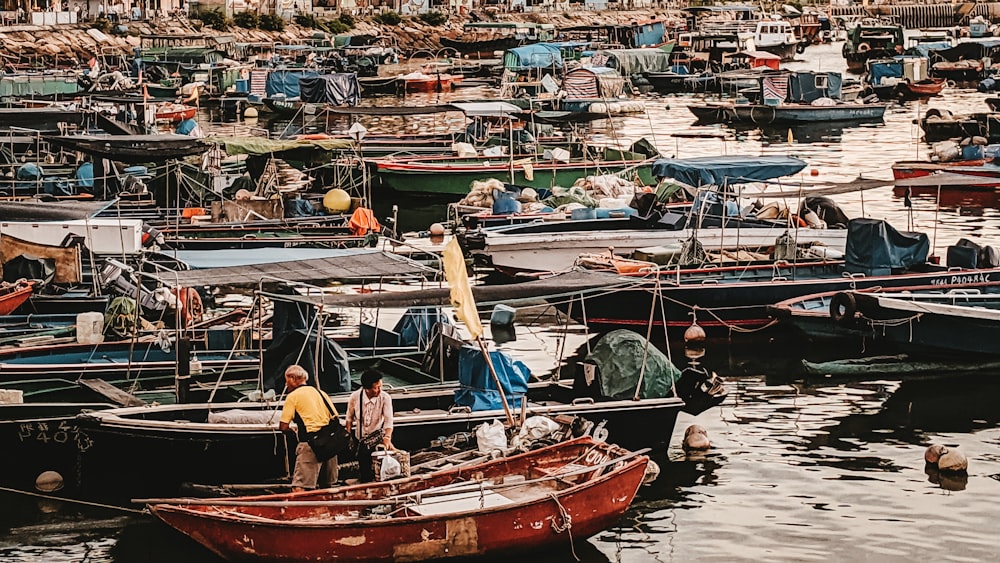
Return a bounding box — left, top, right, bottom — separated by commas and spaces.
345, 370, 394, 482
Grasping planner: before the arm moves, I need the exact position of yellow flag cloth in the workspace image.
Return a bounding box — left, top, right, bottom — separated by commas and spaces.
442, 237, 483, 339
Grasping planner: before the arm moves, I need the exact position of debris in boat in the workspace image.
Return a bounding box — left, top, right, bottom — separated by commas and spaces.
682, 425, 711, 452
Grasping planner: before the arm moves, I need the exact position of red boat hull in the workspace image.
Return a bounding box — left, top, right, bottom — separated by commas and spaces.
0, 281, 33, 315
899, 78, 946, 98
404, 75, 461, 93
892, 159, 991, 181
155, 106, 197, 121
149, 438, 648, 562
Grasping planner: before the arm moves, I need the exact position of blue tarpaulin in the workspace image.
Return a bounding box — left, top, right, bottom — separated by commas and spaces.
392, 308, 450, 349
651, 156, 808, 186
504, 44, 563, 70
298, 73, 361, 105
453, 347, 530, 411
265, 69, 319, 97
867, 60, 903, 85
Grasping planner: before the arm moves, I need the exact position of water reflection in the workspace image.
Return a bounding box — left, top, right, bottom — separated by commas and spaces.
893, 185, 1000, 210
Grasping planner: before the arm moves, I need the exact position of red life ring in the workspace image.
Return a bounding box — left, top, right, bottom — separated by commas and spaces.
857, 42, 871, 53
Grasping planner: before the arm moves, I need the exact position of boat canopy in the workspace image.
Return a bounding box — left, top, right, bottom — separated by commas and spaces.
298, 73, 360, 105
651, 156, 808, 186
449, 101, 523, 117
214, 136, 354, 155
786, 71, 843, 102
592, 48, 673, 74
152, 249, 436, 288
265, 69, 319, 97
926, 39, 1000, 62
140, 47, 227, 64
277, 270, 631, 309
844, 218, 930, 276
562, 66, 625, 98
907, 41, 953, 58
503, 44, 563, 70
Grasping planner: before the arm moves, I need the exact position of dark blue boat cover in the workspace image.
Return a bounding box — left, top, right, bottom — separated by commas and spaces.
845, 218, 930, 276
392, 307, 450, 348
867, 60, 903, 85
298, 73, 361, 105
651, 156, 807, 186
453, 346, 529, 411
787, 71, 842, 102
928, 39, 1000, 62
265, 69, 318, 97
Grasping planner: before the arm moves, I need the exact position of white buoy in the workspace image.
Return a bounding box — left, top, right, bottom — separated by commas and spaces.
642, 459, 661, 484
938, 448, 969, 472
244, 106, 259, 118
682, 424, 711, 451
924, 444, 947, 464
429, 222, 445, 236
35, 470, 64, 493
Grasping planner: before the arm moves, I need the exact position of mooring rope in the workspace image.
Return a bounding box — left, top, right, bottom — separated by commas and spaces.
549, 492, 579, 562
0, 485, 146, 514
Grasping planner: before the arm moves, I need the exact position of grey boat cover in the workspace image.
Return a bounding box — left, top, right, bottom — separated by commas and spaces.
152, 249, 437, 287
585, 329, 681, 400
651, 155, 807, 186
844, 218, 929, 276
298, 73, 361, 106
275, 270, 631, 309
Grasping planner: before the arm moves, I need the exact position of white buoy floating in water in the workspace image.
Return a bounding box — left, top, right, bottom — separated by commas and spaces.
682, 424, 711, 452
924, 443, 968, 472
35, 470, 64, 493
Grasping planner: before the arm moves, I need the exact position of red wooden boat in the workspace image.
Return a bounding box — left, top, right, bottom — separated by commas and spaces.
401, 72, 462, 93
892, 159, 991, 181
898, 77, 947, 99
154, 103, 197, 121
145, 437, 649, 562
0, 280, 33, 316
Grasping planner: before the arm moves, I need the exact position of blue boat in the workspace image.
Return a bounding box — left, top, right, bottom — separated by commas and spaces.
690, 70, 888, 124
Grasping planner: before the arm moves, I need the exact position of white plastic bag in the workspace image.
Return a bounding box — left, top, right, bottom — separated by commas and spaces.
476, 420, 508, 453
379, 452, 401, 481
510, 416, 561, 449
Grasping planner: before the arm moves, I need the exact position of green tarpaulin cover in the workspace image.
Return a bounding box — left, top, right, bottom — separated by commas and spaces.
585, 329, 681, 399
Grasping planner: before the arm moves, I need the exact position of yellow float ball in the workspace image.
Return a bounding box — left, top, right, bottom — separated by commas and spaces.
323, 188, 352, 213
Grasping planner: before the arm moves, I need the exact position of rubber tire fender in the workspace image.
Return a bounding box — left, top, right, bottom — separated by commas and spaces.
829, 292, 857, 325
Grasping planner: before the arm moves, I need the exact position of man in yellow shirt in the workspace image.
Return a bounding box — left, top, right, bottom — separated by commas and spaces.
278, 365, 338, 490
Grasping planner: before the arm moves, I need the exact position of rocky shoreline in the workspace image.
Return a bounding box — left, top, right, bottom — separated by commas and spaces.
0, 10, 679, 64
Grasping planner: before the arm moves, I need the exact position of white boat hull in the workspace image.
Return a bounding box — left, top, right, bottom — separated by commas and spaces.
478, 227, 849, 274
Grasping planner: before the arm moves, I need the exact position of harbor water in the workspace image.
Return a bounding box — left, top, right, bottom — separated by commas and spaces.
2, 41, 1000, 562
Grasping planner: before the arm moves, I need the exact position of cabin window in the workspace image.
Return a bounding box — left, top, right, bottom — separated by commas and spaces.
815, 75, 829, 89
